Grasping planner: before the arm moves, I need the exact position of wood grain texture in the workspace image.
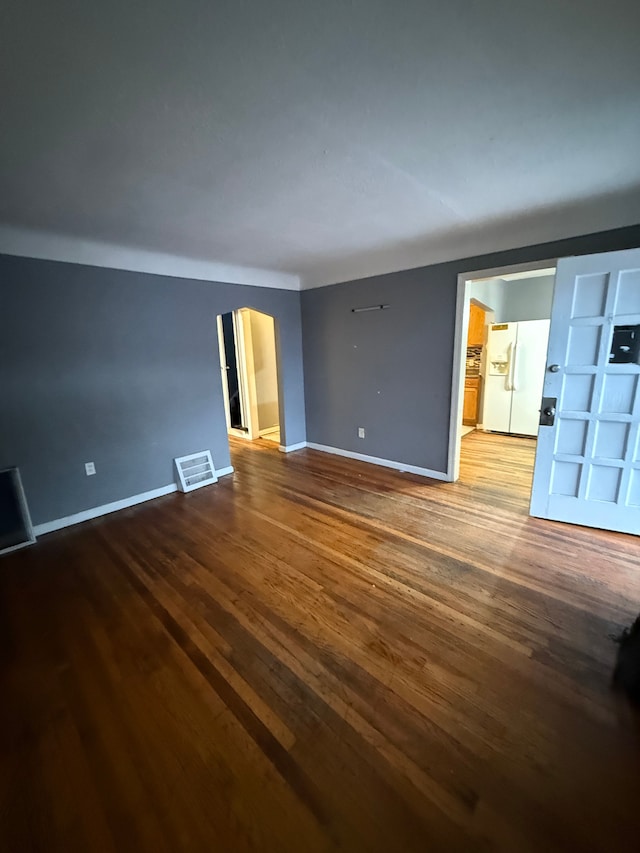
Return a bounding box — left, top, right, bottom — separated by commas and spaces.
463, 377, 480, 425
1, 431, 640, 852
467, 304, 486, 347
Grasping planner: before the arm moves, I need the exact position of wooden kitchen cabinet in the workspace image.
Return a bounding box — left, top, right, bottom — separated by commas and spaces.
467, 304, 486, 346
463, 377, 481, 425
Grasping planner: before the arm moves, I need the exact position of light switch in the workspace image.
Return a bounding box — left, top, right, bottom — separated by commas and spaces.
85, 462, 96, 476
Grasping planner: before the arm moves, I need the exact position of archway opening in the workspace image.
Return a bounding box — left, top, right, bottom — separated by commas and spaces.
216, 307, 281, 447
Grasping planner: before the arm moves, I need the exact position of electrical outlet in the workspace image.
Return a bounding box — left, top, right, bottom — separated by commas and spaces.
85, 462, 96, 476
358, 427, 365, 439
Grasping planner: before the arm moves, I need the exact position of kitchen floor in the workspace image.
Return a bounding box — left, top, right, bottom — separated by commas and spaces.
460, 428, 538, 493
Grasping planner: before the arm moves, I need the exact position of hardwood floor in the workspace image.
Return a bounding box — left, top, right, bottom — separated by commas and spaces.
1, 432, 640, 852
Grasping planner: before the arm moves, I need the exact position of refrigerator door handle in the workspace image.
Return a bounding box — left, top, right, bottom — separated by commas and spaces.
510, 341, 519, 391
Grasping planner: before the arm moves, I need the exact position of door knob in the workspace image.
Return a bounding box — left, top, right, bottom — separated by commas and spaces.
548, 364, 560, 373
543, 406, 556, 417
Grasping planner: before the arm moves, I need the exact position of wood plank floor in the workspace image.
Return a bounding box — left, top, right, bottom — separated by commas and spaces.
2, 431, 640, 852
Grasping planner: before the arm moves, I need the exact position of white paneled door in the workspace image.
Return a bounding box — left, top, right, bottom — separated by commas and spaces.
530, 249, 640, 535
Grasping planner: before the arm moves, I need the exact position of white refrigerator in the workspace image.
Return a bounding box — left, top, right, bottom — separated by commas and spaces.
483, 319, 550, 437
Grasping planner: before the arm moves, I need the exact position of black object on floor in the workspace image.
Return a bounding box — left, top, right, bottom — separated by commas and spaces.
613, 615, 640, 706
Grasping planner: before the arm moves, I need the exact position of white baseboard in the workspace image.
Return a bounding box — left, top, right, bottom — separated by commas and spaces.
216, 465, 235, 478
305, 442, 449, 480
0, 538, 37, 557
259, 426, 280, 436
34, 484, 178, 535
279, 442, 308, 453
34, 466, 235, 537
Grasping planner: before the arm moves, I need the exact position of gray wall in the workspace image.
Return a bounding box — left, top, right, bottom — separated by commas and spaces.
468, 277, 505, 322
0, 255, 305, 526
301, 224, 640, 474
502, 275, 555, 322
469, 274, 555, 323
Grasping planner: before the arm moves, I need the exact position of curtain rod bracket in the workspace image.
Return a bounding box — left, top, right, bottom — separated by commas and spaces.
351, 304, 390, 313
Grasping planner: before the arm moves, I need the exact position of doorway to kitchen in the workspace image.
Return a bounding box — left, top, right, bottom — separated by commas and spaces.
217, 307, 281, 446
449, 260, 557, 488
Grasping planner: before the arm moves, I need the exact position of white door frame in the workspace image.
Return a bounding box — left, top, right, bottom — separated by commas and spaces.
447, 258, 558, 481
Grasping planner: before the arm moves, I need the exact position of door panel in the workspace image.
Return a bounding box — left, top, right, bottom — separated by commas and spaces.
463, 380, 479, 425
530, 249, 640, 534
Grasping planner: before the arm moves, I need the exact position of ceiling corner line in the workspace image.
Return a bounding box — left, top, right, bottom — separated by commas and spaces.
0, 226, 300, 291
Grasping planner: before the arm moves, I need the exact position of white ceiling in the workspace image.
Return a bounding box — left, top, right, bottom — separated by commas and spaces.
1, 0, 640, 289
